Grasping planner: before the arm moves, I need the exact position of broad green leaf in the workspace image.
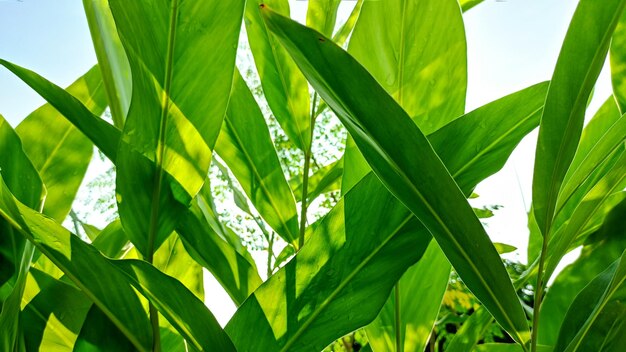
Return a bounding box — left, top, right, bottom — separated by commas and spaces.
366, 241, 450, 352
343, 0, 467, 190
73, 305, 135, 352
16, 65, 107, 222
0, 114, 45, 351
261, 8, 530, 343
539, 199, 626, 345
215, 70, 299, 245
0, 177, 236, 351
91, 220, 129, 258
226, 80, 548, 351
178, 201, 262, 306
82, 0, 131, 128
21, 269, 92, 351
109, 0, 244, 256
290, 157, 343, 202
306, 0, 341, 37
226, 173, 433, 352
244, 0, 311, 150
348, 0, 466, 134
532, 0, 626, 237
0, 176, 152, 351
153, 233, 204, 301
555, 250, 626, 352
0, 58, 261, 306
610, 10, 626, 114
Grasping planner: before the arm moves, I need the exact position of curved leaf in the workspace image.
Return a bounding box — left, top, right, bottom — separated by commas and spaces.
0, 177, 236, 351
215, 70, 299, 245
16, 65, 107, 222
225, 80, 548, 351
244, 0, 311, 150
109, 0, 244, 255
260, 8, 530, 344
290, 157, 343, 202
532, 0, 626, 236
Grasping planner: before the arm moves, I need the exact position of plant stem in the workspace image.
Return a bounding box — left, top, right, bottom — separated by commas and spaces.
395, 282, 402, 352
267, 231, 274, 278
530, 235, 549, 352
298, 93, 318, 248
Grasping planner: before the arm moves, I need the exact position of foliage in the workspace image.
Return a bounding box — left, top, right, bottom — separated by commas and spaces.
0, 0, 625, 351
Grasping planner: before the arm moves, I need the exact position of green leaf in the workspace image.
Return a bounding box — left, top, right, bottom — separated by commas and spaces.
21, 269, 92, 351
0, 60, 120, 161
109, 0, 244, 256
16, 65, 107, 222
544, 152, 626, 280
532, 0, 626, 237
0, 114, 45, 351
244, 0, 311, 150
555, 249, 626, 352
226, 173, 433, 352
0, 176, 236, 351
539, 199, 626, 345
73, 305, 135, 352
290, 157, 343, 202
366, 241, 450, 352
177, 202, 262, 306
306, 0, 341, 37
153, 233, 204, 301
610, 10, 626, 114
343, 0, 467, 190
226, 80, 548, 351
91, 220, 129, 258
82, 0, 131, 127
348, 0, 466, 134
260, 8, 530, 344
215, 70, 299, 245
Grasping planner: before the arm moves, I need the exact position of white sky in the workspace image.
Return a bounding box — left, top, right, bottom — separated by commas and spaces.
0, 0, 612, 325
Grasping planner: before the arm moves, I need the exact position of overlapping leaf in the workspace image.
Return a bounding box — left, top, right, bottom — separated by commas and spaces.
244, 0, 311, 150
16, 65, 107, 222
260, 8, 530, 344
215, 70, 299, 245
109, 0, 244, 255
0, 177, 236, 351
532, 0, 626, 237
225, 81, 549, 351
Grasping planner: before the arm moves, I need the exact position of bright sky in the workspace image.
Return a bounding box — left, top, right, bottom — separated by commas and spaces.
0, 0, 612, 325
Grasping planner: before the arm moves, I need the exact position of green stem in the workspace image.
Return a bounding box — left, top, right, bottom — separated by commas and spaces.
395, 282, 402, 352
267, 232, 274, 278
530, 235, 549, 352
298, 93, 318, 248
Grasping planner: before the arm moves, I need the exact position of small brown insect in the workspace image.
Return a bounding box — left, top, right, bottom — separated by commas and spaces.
318, 37, 325, 42
259, 3, 266, 9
